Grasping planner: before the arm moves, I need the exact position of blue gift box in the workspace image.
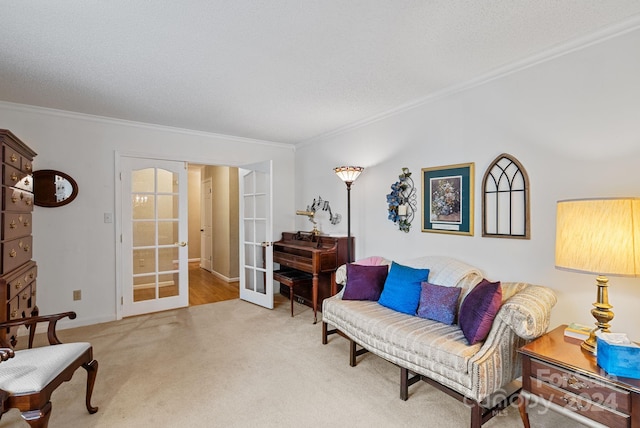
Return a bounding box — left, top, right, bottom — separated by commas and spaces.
596, 335, 640, 380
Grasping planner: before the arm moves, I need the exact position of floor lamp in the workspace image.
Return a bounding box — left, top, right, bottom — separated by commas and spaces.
334, 166, 364, 263
555, 197, 640, 353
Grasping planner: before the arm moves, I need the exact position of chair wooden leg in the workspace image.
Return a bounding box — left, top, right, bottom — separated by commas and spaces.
21, 401, 51, 428
83, 359, 99, 414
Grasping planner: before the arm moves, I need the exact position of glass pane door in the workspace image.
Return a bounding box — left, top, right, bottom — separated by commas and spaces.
121, 157, 188, 317
239, 160, 273, 309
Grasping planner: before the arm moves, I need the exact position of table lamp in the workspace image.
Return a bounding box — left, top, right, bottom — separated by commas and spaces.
555, 197, 640, 353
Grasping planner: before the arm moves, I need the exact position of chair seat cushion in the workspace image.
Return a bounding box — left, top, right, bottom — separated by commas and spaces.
0, 342, 91, 394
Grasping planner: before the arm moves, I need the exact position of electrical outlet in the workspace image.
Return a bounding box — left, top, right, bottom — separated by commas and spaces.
139, 259, 145, 267
73, 290, 82, 301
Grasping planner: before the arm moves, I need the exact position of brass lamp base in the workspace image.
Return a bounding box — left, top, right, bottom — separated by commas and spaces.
581, 331, 598, 353
581, 275, 614, 354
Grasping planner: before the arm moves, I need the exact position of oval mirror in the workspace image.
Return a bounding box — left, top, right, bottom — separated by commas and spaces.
33, 170, 79, 207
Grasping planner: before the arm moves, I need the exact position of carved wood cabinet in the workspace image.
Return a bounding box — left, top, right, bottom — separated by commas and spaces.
0, 130, 37, 343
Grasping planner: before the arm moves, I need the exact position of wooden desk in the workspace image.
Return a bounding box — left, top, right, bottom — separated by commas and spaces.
273, 232, 353, 323
518, 325, 640, 427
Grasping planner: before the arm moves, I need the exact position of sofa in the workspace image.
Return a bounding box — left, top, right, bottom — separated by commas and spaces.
321, 256, 557, 428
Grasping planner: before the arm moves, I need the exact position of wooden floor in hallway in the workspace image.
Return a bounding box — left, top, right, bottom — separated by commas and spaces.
189, 262, 239, 306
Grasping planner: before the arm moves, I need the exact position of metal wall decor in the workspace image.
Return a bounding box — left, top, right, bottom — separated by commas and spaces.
296, 196, 341, 235
386, 167, 416, 232
481, 153, 530, 239
309, 196, 341, 225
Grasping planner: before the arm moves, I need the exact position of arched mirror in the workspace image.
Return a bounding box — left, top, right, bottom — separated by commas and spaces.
33, 170, 79, 207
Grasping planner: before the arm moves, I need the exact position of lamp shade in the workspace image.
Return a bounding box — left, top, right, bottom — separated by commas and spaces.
334, 166, 364, 184
555, 198, 640, 276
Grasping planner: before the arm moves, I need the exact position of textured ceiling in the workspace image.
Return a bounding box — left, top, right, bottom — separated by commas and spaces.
1, 1, 640, 144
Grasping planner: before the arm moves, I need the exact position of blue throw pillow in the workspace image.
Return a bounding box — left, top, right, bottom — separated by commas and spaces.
377, 262, 430, 315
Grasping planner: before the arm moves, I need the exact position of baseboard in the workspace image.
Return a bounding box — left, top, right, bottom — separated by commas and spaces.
210, 270, 239, 283
19, 314, 117, 336
133, 280, 175, 290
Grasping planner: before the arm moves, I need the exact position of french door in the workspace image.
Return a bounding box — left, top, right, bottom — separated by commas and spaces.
239, 160, 273, 309
120, 156, 189, 317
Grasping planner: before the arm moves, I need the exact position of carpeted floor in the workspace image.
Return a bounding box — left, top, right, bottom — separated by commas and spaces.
0, 296, 587, 427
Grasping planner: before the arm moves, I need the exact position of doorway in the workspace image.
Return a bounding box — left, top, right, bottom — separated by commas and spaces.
118, 155, 245, 318
188, 164, 240, 305
188, 261, 238, 305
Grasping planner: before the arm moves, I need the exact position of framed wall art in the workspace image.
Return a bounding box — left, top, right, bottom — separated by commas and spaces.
421, 162, 474, 235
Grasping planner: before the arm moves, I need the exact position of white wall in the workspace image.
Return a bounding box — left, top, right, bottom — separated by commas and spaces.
295, 28, 640, 339
0, 104, 296, 327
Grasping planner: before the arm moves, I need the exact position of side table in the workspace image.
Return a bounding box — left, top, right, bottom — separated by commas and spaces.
518, 325, 640, 427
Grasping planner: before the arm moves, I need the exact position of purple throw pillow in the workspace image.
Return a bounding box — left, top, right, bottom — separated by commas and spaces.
458, 279, 502, 345
417, 282, 462, 325
343, 263, 389, 301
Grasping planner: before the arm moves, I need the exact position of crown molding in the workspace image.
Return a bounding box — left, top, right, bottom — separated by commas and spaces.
297, 14, 640, 148
0, 100, 295, 151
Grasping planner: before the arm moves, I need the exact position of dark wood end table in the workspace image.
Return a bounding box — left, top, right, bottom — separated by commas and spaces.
518, 324, 640, 427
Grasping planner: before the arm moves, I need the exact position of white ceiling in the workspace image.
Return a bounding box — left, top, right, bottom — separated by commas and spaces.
2, 1, 640, 145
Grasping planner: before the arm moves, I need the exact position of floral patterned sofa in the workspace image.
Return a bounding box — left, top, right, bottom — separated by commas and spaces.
321, 256, 556, 428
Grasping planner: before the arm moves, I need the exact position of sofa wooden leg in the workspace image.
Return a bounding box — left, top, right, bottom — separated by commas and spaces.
469, 400, 482, 428
399, 367, 421, 401
349, 340, 357, 366
322, 322, 328, 344
322, 322, 341, 345
400, 367, 409, 400
83, 359, 99, 414
348, 340, 369, 367
21, 401, 52, 428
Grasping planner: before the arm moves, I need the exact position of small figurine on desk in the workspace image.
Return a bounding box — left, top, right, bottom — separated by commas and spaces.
296, 209, 320, 236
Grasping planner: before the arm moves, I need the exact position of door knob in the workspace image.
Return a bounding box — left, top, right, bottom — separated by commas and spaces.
175, 242, 188, 247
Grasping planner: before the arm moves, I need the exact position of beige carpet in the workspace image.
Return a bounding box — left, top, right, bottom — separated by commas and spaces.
0, 296, 586, 427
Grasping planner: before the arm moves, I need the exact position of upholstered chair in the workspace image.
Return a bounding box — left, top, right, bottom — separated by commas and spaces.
0, 312, 98, 427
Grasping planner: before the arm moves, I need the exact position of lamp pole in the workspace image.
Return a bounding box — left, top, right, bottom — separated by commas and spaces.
345, 180, 353, 263
334, 166, 364, 264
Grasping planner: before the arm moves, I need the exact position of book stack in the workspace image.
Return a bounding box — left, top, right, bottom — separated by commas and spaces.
564, 322, 592, 340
